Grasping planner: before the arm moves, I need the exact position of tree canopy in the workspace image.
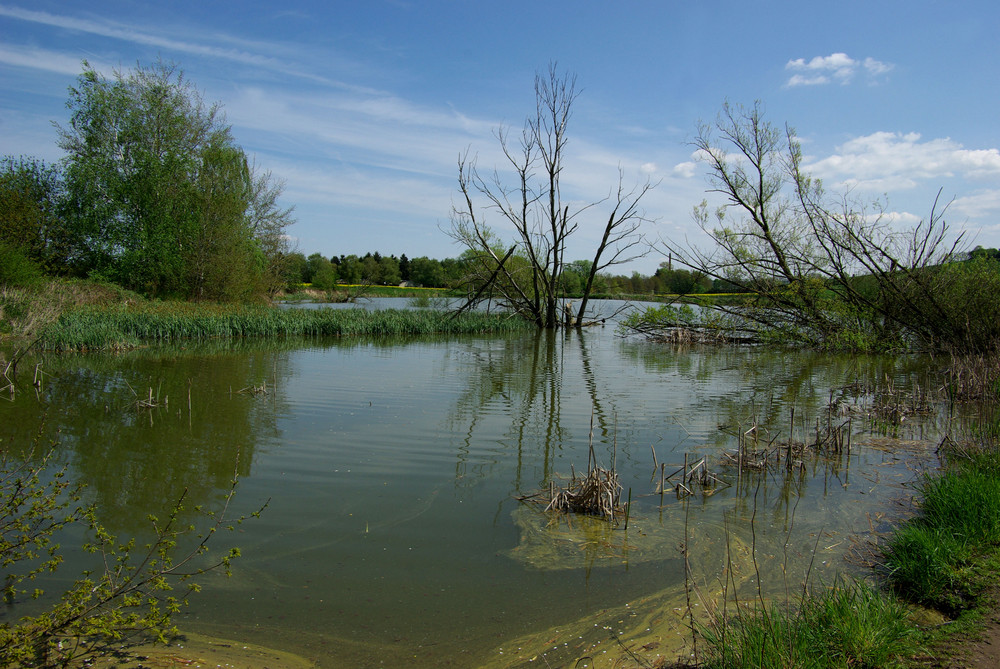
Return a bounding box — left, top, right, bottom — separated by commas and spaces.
55, 60, 293, 300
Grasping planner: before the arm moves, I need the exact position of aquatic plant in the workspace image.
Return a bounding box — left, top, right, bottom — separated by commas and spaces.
0, 447, 262, 666
39, 303, 531, 350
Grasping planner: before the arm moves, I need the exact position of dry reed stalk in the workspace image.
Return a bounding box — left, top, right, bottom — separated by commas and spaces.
238, 380, 268, 396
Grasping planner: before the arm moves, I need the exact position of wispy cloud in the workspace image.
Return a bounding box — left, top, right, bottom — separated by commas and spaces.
806, 132, 1000, 191
0, 4, 362, 88
0, 5, 280, 66
785, 52, 893, 87
0, 43, 85, 75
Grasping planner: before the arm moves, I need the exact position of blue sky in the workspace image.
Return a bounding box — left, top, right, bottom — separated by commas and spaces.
2, 1, 998, 275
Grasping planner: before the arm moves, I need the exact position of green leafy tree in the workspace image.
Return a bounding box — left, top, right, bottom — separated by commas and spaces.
0, 242, 42, 287
310, 259, 338, 291
360, 254, 381, 284
338, 255, 363, 284
304, 253, 327, 284
281, 251, 308, 289
379, 256, 401, 285
0, 157, 69, 274
56, 60, 292, 300
398, 254, 411, 282
654, 101, 999, 352
408, 256, 444, 287
439, 257, 467, 287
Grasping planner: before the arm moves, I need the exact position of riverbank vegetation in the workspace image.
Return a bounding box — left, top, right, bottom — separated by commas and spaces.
638, 101, 1000, 355
4, 55, 1000, 667
660, 361, 1000, 669
40, 299, 531, 351
0, 447, 259, 667
1, 279, 530, 353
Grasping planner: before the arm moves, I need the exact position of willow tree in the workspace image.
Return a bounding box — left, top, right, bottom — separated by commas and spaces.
450, 65, 653, 328
650, 101, 996, 352
57, 60, 293, 300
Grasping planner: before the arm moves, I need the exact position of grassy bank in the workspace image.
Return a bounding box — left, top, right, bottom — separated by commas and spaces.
281, 284, 457, 302
683, 397, 1000, 668
0, 278, 530, 352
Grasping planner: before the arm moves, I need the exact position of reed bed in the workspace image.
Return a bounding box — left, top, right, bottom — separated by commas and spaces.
943, 352, 1000, 402
39, 303, 531, 351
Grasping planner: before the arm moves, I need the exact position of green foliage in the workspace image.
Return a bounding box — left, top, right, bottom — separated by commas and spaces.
336, 255, 363, 284
0, 156, 69, 274
882, 256, 1000, 353
281, 252, 309, 289
0, 242, 43, 288
700, 579, 917, 669
407, 256, 446, 288
884, 448, 1000, 614
310, 262, 338, 292
0, 445, 256, 666
654, 264, 711, 294
664, 101, 998, 353
56, 60, 292, 301
303, 253, 338, 291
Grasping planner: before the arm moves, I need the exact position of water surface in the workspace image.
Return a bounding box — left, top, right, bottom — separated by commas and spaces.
0, 301, 946, 667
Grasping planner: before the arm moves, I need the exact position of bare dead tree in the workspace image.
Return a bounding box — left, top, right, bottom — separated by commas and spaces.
450, 64, 654, 328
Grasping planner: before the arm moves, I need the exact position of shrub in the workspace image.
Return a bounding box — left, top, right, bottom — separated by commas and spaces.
0, 242, 42, 287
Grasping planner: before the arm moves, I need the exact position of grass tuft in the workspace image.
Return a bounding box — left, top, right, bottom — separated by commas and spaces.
700, 579, 918, 668
883, 444, 1000, 615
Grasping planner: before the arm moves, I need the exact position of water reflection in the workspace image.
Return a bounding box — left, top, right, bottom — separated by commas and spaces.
1, 342, 295, 534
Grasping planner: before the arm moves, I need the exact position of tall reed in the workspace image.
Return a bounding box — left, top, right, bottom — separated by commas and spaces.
40, 304, 531, 351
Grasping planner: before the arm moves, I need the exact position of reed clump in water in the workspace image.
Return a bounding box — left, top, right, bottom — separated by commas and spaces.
518, 412, 627, 523
543, 459, 623, 521
652, 452, 727, 500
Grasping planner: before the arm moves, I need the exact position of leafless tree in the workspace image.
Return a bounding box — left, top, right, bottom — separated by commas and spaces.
450, 64, 654, 328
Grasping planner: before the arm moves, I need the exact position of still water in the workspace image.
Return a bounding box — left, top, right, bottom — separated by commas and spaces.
0, 300, 946, 667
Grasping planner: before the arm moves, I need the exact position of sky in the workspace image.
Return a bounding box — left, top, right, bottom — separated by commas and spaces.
2, 1, 998, 275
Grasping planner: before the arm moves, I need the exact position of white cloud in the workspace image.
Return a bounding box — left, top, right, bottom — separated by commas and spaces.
0, 4, 363, 89
807, 132, 1000, 191
953, 189, 1000, 220
785, 52, 893, 87
786, 74, 829, 87
672, 161, 697, 178
863, 57, 893, 76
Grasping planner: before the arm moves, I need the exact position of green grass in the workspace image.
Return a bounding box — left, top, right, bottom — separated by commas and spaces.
699, 579, 918, 669
39, 302, 531, 350
883, 446, 1000, 615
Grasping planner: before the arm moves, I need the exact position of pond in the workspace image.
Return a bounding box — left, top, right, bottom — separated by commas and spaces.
0, 300, 948, 667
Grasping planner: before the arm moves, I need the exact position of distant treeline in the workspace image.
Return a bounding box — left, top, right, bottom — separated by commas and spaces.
284, 250, 746, 296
